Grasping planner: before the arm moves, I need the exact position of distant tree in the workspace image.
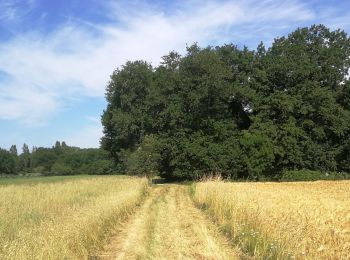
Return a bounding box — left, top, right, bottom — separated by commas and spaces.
19, 143, 31, 171
9, 145, 18, 156
84, 160, 113, 175
28, 142, 114, 176
51, 162, 73, 175
22, 143, 30, 154
54, 141, 61, 148
32, 146, 37, 153
0, 149, 16, 174
31, 147, 58, 173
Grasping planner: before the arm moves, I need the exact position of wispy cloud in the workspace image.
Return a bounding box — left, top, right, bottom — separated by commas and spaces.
0, 0, 321, 126
0, 83, 58, 126
0, 0, 35, 23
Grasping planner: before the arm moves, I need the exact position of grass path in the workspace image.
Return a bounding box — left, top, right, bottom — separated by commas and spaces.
96, 184, 240, 259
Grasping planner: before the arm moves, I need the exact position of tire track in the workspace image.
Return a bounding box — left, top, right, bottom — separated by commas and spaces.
96, 184, 240, 259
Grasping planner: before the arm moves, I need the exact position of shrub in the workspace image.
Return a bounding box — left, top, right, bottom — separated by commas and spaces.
0, 149, 16, 174
126, 135, 161, 177
32, 166, 46, 175
50, 162, 73, 175
84, 160, 114, 175
281, 169, 349, 181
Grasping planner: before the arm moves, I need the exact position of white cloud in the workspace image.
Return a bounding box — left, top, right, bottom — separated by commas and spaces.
0, 0, 315, 125
64, 120, 103, 148
0, 83, 58, 126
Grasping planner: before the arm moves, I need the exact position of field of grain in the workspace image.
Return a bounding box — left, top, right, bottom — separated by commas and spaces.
0, 175, 148, 259
2, 176, 349, 260
193, 180, 350, 259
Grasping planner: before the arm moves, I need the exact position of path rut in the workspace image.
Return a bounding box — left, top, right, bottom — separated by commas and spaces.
96, 184, 239, 260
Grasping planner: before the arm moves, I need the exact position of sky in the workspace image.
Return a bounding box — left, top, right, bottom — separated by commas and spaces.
0, 0, 349, 150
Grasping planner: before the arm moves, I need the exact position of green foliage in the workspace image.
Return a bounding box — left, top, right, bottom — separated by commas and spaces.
281, 170, 349, 181
126, 135, 161, 177
80, 160, 114, 175
31, 148, 58, 172
0, 142, 115, 176
101, 61, 153, 163
102, 25, 350, 180
19, 143, 31, 171
50, 162, 73, 175
9, 145, 18, 156
0, 149, 16, 174
32, 166, 46, 175
239, 132, 275, 180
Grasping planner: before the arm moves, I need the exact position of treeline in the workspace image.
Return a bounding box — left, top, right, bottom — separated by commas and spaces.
0, 141, 113, 176
101, 25, 350, 180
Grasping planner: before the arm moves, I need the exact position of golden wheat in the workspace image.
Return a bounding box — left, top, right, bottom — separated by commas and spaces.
193, 180, 350, 259
0, 176, 148, 260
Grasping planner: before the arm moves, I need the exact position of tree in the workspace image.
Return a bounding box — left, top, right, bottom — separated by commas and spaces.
31, 147, 58, 173
19, 143, 31, 171
101, 61, 153, 164
9, 145, 18, 156
0, 149, 16, 174
51, 162, 73, 175
254, 24, 350, 174
28, 142, 115, 176
101, 25, 350, 180
22, 143, 30, 154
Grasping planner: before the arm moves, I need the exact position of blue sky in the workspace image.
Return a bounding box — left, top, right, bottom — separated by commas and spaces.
0, 0, 349, 150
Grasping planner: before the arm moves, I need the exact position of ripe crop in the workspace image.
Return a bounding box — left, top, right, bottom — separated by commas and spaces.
0, 176, 148, 259
193, 180, 350, 259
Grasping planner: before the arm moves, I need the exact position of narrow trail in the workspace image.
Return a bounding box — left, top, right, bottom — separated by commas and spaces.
96, 184, 240, 260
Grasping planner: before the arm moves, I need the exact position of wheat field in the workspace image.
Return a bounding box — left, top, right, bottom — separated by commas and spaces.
2, 176, 349, 260
193, 180, 350, 259
0, 176, 148, 260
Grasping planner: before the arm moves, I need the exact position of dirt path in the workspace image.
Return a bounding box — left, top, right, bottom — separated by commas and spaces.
96, 184, 240, 260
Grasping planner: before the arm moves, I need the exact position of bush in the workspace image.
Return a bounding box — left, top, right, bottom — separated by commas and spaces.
32, 166, 46, 175
281, 169, 349, 181
83, 160, 114, 175
50, 162, 73, 175
326, 172, 349, 180
0, 149, 16, 174
126, 135, 161, 177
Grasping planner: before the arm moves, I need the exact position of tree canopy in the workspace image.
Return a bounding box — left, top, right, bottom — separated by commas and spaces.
101, 25, 348, 180
0, 142, 114, 176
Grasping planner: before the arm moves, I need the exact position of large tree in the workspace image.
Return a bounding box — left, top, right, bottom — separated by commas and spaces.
101, 61, 153, 169
253, 25, 350, 173
101, 25, 350, 180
